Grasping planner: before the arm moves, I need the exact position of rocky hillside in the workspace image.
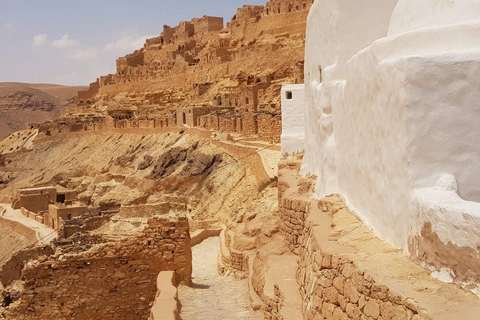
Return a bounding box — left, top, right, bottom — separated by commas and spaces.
0, 130, 266, 224
0, 83, 85, 139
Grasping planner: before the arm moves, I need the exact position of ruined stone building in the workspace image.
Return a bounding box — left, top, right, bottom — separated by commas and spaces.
69, 0, 314, 142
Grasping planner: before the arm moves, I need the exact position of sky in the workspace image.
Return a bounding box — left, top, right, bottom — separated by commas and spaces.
0, 0, 267, 86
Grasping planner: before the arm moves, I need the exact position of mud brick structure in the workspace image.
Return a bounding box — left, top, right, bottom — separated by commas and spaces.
15, 187, 57, 212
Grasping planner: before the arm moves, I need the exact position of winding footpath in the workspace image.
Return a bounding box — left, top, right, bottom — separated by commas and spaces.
178, 237, 262, 320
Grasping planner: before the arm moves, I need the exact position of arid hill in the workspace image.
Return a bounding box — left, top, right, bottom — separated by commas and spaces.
0, 83, 85, 140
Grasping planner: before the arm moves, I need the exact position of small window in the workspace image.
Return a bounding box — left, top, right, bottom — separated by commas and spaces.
286, 91, 293, 100
318, 65, 323, 83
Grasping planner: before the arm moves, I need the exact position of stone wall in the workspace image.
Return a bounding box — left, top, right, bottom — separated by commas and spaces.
218, 229, 249, 279
257, 113, 282, 143
1, 214, 192, 320
273, 158, 480, 319
262, 284, 285, 320
0, 245, 54, 288
118, 203, 170, 218
296, 197, 428, 320
279, 196, 309, 254
241, 112, 258, 137
60, 215, 111, 239
191, 229, 222, 247
197, 111, 280, 142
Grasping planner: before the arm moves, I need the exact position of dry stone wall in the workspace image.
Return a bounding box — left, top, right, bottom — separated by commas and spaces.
60, 214, 111, 239
273, 158, 480, 319
296, 198, 428, 320
0, 214, 192, 320
218, 229, 249, 279
262, 284, 285, 320
0, 246, 54, 288
279, 196, 309, 254
257, 114, 282, 143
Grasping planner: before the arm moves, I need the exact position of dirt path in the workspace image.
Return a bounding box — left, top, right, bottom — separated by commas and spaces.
0, 204, 57, 244
178, 237, 262, 320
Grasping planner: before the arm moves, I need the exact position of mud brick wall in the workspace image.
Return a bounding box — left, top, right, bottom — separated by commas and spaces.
279, 196, 310, 254
296, 203, 428, 320
257, 113, 282, 143
1, 215, 192, 320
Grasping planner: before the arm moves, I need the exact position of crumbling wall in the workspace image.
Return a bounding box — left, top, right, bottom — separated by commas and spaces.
0, 245, 54, 288
60, 214, 111, 239
1, 214, 192, 320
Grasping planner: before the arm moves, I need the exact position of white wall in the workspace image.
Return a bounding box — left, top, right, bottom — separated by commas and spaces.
302, 0, 480, 291
281, 84, 305, 157
389, 0, 480, 36
301, 0, 399, 197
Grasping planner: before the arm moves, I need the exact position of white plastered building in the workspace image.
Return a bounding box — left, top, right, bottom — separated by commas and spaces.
281, 84, 305, 157
293, 0, 480, 293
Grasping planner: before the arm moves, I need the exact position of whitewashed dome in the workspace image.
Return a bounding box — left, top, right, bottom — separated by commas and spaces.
388, 0, 480, 36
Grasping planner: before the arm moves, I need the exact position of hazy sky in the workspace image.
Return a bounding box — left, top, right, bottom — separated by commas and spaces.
0, 0, 266, 86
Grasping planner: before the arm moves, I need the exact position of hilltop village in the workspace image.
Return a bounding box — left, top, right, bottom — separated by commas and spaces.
31, 0, 312, 143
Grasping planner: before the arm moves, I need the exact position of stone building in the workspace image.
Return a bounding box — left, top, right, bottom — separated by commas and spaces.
68, 0, 314, 143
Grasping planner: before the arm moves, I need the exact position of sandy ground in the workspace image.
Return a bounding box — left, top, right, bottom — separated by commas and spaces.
178, 237, 263, 320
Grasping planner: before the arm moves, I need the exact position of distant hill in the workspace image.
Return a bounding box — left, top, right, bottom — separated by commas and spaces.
0, 82, 86, 139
